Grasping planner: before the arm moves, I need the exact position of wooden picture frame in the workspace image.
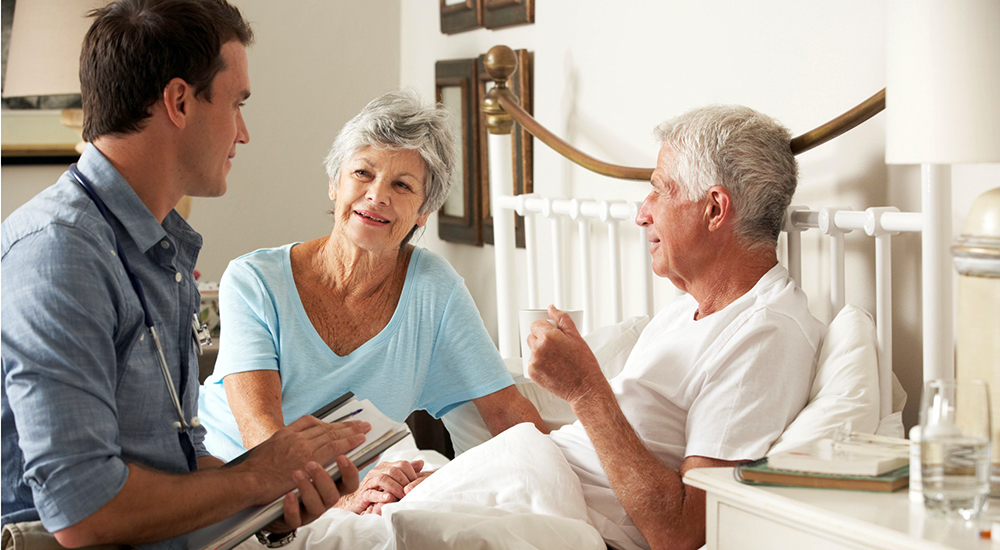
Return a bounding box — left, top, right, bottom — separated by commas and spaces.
436, 58, 482, 246
439, 0, 482, 35
483, 0, 534, 30
478, 49, 532, 247
0, 109, 82, 165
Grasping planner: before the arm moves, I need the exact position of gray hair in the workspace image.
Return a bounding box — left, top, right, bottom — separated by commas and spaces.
324, 89, 457, 216
654, 105, 797, 248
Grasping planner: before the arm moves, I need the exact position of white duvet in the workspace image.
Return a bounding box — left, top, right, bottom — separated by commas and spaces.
239, 424, 605, 550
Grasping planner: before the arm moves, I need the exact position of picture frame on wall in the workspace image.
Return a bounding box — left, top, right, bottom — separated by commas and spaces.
439, 0, 482, 35
436, 58, 482, 246
1, 110, 82, 165
477, 48, 532, 247
483, 0, 534, 30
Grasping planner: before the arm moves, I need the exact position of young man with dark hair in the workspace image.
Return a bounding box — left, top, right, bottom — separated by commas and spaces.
1, 1, 368, 548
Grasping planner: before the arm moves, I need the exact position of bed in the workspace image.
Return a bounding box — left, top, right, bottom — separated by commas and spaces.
233, 44, 954, 550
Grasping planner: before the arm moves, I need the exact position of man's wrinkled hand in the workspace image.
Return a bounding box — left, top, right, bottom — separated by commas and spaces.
527, 305, 607, 406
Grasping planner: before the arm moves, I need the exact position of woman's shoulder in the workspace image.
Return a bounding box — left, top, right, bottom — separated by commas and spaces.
222, 243, 296, 288
408, 246, 462, 286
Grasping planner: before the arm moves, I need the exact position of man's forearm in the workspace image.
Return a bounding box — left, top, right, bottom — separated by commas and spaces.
198, 455, 226, 470
570, 385, 701, 550
54, 460, 265, 547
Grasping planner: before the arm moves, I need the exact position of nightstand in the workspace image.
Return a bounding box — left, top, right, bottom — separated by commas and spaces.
684, 467, 996, 549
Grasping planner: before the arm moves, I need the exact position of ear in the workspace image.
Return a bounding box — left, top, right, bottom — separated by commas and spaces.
705, 186, 732, 232
415, 210, 432, 227
328, 179, 337, 201
162, 78, 193, 129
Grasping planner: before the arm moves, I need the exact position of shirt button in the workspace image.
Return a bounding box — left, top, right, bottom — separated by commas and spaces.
175, 272, 183, 283
161, 240, 170, 249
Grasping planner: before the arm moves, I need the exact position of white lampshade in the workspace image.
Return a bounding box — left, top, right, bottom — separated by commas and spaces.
2, 0, 106, 98
886, 0, 1000, 164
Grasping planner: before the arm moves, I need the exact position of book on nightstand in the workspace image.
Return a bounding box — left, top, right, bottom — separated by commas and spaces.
766, 438, 909, 477
735, 458, 910, 492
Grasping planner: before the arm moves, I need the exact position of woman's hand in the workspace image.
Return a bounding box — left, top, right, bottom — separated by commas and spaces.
335, 460, 432, 515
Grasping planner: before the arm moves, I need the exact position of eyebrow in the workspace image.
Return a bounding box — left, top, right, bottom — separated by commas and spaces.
353, 157, 421, 182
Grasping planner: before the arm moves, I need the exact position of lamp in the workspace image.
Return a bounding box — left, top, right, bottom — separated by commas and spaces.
3, 0, 105, 152
885, 0, 1000, 385
2, 0, 192, 218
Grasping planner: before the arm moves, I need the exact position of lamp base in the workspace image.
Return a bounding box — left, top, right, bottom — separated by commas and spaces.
60, 108, 85, 154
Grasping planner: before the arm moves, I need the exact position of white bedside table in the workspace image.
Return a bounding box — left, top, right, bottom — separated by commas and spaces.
684, 467, 996, 549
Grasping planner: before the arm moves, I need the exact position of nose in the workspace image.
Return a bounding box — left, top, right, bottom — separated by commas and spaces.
236, 109, 250, 145
366, 179, 390, 205
636, 193, 653, 227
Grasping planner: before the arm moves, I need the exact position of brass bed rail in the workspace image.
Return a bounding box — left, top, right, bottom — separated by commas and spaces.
481, 45, 886, 182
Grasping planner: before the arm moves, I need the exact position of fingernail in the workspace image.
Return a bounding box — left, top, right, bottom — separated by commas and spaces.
293, 470, 307, 482
306, 461, 321, 472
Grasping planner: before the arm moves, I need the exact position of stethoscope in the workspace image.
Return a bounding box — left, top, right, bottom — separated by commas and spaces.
68, 164, 211, 435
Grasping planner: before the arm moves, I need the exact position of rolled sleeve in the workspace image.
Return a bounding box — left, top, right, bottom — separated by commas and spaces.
211, 261, 281, 381
3, 227, 133, 530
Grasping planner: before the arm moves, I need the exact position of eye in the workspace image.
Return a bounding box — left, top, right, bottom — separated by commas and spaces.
394, 181, 412, 191
354, 169, 372, 179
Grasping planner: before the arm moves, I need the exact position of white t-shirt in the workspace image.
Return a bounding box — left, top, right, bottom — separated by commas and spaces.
549, 265, 824, 550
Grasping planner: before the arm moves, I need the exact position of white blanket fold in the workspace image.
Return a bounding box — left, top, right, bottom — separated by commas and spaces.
244, 423, 605, 550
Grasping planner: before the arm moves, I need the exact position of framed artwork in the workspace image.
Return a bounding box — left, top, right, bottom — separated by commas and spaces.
1, 109, 81, 165
478, 48, 532, 247
436, 58, 482, 246
483, 0, 534, 30
439, 0, 482, 35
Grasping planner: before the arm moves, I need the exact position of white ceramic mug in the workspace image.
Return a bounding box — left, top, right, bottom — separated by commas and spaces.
518, 308, 584, 380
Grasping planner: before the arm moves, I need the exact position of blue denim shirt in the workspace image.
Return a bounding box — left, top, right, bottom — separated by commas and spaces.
1, 144, 206, 550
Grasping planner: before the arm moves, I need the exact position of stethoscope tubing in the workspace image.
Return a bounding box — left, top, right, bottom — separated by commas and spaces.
68, 164, 197, 432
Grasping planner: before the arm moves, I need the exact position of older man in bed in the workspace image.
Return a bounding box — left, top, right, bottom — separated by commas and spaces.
526, 105, 824, 550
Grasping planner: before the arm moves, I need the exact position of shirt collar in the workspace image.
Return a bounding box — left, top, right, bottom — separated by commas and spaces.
74, 143, 202, 253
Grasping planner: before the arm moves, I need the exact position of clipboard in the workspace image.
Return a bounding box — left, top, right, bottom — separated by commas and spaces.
187, 393, 410, 550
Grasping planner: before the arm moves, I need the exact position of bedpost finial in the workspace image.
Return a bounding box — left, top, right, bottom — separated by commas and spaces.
484, 45, 518, 84
483, 87, 515, 135
483, 45, 518, 135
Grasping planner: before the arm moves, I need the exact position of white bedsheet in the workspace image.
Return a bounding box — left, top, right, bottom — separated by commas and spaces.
237, 424, 605, 550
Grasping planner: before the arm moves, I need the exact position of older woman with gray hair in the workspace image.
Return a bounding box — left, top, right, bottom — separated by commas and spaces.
198, 91, 546, 508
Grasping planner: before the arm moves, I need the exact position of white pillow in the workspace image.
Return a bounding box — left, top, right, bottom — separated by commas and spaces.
875, 373, 907, 438
768, 305, 881, 455
584, 315, 650, 379
441, 316, 650, 455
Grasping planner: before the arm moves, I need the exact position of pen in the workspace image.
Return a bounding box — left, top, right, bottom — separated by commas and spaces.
330, 408, 363, 423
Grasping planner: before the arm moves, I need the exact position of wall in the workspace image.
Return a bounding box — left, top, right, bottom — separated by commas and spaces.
1, 0, 402, 282
2, 1, 996, 431
399, 0, 1000, 430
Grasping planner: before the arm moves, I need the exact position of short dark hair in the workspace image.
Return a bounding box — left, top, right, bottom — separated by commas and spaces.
80, 0, 253, 142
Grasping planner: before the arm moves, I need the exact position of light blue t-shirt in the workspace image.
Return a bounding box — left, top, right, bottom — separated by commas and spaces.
199, 244, 512, 461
